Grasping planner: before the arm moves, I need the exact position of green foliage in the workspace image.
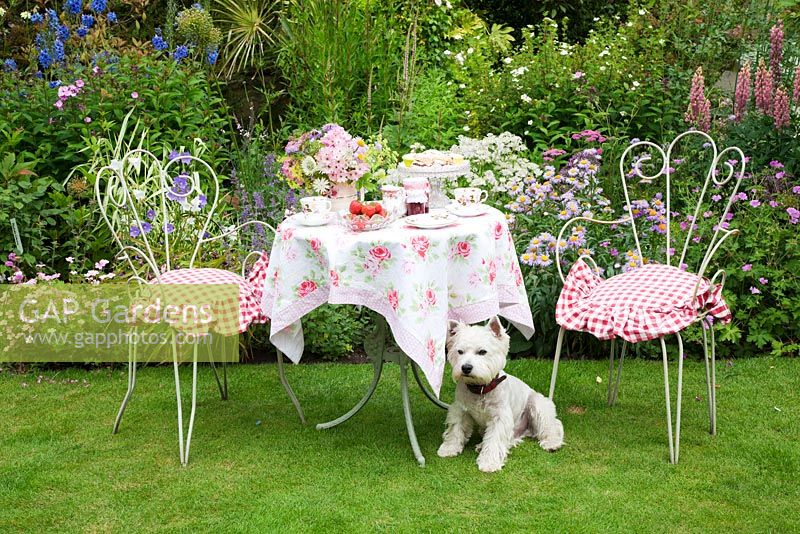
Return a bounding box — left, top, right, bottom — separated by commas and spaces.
302, 304, 369, 360
176, 3, 223, 51
276, 0, 408, 136
212, 0, 280, 78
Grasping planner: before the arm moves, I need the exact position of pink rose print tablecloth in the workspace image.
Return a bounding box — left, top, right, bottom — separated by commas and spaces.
261, 207, 534, 396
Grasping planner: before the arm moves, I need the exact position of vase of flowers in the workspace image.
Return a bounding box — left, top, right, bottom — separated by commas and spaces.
279, 124, 395, 211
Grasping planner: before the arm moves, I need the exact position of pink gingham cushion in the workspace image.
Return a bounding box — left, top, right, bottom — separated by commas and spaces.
150, 252, 270, 335
555, 259, 731, 343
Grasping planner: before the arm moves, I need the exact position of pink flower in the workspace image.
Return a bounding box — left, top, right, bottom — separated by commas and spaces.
759, 277, 769, 285
387, 289, 399, 311
755, 60, 774, 114
488, 259, 497, 284
75, 79, 85, 88
494, 222, 503, 240
573, 71, 584, 80
84, 116, 92, 123
742, 264, 752, 271
769, 200, 779, 208
329, 269, 339, 287
794, 65, 800, 107
410, 235, 429, 258
770, 19, 784, 82
281, 227, 294, 241
53, 100, 63, 109
131, 91, 139, 99
750, 286, 761, 295
424, 288, 437, 307
297, 279, 317, 297
787, 207, 800, 224
711, 194, 722, 202
369, 245, 391, 262
309, 238, 321, 252
685, 67, 711, 131
772, 86, 790, 129
749, 199, 761, 207
426, 338, 436, 363
455, 241, 471, 258
734, 62, 751, 121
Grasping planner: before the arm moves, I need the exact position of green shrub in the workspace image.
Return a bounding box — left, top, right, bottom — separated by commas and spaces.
302, 304, 369, 360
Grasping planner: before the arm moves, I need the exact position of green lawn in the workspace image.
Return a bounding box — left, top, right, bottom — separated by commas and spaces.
1, 357, 798, 532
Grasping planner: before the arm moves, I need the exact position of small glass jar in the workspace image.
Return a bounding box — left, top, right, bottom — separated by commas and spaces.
405, 191, 429, 216
381, 185, 405, 218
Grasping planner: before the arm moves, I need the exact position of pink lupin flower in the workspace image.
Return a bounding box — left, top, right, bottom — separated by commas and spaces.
734, 62, 751, 121
793, 65, 800, 105
755, 60, 774, 114
770, 19, 784, 82
773, 86, 790, 129
684, 67, 711, 132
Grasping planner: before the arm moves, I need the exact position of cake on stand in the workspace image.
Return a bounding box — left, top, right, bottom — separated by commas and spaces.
395, 150, 471, 210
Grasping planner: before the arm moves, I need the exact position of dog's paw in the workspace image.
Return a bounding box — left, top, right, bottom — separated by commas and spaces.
437, 442, 463, 458
476, 456, 504, 473
539, 437, 564, 452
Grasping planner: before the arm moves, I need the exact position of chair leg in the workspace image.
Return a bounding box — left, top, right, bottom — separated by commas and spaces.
610, 341, 626, 407
209, 341, 228, 401
702, 327, 714, 435
171, 333, 186, 465
607, 340, 626, 407
113, 340, 138, 434
710, 326, 717, 435
659, 335, 684, 464
277, 350, 306, 425
549, 327, 566, 400
183, 343, 200, 466
659, 337, 675, 464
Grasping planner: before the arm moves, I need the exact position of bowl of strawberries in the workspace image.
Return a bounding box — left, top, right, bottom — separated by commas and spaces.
341, 200, 393, 232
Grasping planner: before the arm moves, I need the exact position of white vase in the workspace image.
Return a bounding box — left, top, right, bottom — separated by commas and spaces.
330, 184, 358, 212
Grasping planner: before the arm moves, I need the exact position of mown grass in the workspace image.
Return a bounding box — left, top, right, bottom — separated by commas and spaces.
1, 356, 798, 532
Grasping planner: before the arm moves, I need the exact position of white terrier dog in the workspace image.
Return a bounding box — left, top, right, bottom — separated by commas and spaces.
438, 317, 564, 472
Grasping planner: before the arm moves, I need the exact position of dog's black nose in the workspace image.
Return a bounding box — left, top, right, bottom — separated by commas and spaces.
461, 364, 473, 375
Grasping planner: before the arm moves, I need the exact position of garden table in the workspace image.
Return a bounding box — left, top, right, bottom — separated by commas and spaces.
260, 207, 534, 465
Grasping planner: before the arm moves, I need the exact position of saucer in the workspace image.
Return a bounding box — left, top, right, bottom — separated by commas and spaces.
447, 202, 490, 217
404, 212, 459, 229
295, 212, 332, 226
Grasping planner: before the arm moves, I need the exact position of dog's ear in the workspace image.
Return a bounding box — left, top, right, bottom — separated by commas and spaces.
487, 316, 506, 338
447, 320, 465, 339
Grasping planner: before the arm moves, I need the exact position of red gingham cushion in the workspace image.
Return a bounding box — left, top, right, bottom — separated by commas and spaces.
149, 252, 270, 335
555, 259, 731, 343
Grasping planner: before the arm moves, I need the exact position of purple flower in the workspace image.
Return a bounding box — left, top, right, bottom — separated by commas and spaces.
769, 200, 779, 208
742, 263, 752, 271
759, 277, 769, 285
146, 209, 156, 220
4, 261, 13, 267
787, 207, 800, 224
141, 222, 152, 234
750, 286, 761, 294
164, 223, 175, 234
776, 171, 786, 180
168, 150, 192, 164
8, 253, 17, 261
253, 191, 265, 210
130, 225, 141, 238
711, 194, 722, 202
736, 191, 748, 201
749, 199, 761, 207
793, 186, 800, 194
609, 248, 619, 257
770, 160, 785, 168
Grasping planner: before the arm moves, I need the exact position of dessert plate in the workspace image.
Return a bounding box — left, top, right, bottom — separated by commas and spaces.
447, 202, 490, 217
404, 212, 459, 229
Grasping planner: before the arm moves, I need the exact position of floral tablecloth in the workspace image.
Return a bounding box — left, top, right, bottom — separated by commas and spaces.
260, 207, 534, 396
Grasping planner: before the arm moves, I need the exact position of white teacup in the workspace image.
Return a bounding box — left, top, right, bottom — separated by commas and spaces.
453, 187, 488, 207
300, 196, 332, 215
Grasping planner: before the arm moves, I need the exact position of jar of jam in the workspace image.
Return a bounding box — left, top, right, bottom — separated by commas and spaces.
405, 191, 429, 216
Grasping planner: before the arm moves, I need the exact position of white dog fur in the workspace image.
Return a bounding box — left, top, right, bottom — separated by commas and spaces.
438, 317, 564, 472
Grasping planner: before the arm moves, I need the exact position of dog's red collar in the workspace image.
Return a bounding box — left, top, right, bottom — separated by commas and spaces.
466, 374, 507, 395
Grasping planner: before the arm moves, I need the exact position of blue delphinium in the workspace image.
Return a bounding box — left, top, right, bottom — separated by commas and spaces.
64, 0, 83, 15
173, 45, 189, 63
57, 23, 70, 40
106, 11, 117, 23
151, 29, 168, 52
90, 0, 108, 13
81, 14, 94, 28
76, 26, 89, 38
53, 40, 65, 63
3, 59, 17, 73
30, 13, 44, 23
38, 49, 53, 70
49, 80, 63, 88
207, 47, 219, 65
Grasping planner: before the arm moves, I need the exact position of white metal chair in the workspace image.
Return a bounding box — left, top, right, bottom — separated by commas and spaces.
95, 147, 305, 466
548, 131, 745, 464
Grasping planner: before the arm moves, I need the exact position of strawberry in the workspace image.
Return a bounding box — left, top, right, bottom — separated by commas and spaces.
374, 203, 383, 215
362, 204, 376, 218
349, 200, 362, 215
